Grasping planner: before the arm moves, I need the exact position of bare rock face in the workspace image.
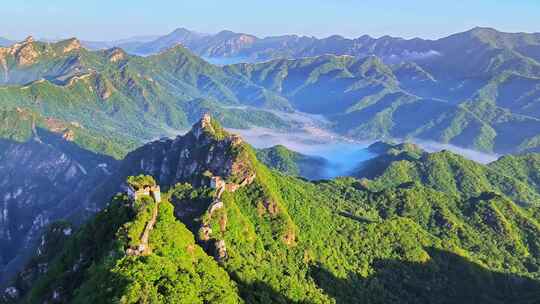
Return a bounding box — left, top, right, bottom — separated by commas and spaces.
0, 48, 8, 81
95, 74, 113, 100
263, 198, 280, 216
22, 36, 34, 44
191, 113, 213, 140
283, 230, 296, 246
13, 37, 39, 66
112, 114, 256, 189
204, 32, 257, 57
214, 239, 227, 261
2, 286, 19, 300
107, 47, 127, 63
62, 130, 75, 141
0, 37, 91, 85
43, 118, 80, 141
198, 225, 213, 241
208, 201, 224, 215
219, 213, 228, 233
0, 131, 116, 285
61, 38, 82, 54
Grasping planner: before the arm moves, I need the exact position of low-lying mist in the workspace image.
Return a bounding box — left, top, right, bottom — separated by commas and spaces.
408, 139, 500, 164
170, 110, 501, 179
227, 110, 501, 178
229, 127, 376, 179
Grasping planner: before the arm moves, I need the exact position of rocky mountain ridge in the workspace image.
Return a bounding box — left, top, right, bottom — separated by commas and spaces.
104, 113, 256, 189
3, 117, 540, 303
92, 27, 540, 67
0, 127, 117, 284
1, 32, 539, 154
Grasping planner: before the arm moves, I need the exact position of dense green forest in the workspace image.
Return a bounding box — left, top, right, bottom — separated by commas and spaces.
255, 145, 328, 180
1, 31, 540, 154
2, 25, 540, 303
4, 118, 540, 303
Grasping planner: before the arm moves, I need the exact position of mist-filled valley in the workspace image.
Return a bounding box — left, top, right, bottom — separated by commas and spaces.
1, 11, 540, 303
226, 109, 501, 179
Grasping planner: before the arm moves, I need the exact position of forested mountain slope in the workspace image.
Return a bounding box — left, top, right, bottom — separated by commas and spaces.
3, 116, 540, 303
255, 145, 328, 180
1, 32, 539, 154
354, 142, 540, 204
0, 37, 292, 145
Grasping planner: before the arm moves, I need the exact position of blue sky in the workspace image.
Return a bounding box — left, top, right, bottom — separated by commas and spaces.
2, 0, 539, 41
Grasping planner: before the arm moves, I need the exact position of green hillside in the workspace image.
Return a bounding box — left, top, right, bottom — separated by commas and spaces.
0, 38, 293, 147
255, 145, 328, 179
223, 51, 540, 154
0, 107, 134, 159
1, 34, 540, 154
489, 153, 540, 191
5, 118, 540, 303
355, 142, 540, 204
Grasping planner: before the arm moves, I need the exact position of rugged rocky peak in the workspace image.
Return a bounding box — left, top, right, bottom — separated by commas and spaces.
173, 114, 253, 185
114, 114, 254, 190
186, 113, 244, 147
191, 112, 213, 139
59, 38, 82, 54
237, 34, 256, 44
11, 36, 39, 66
106, 47, 127, 63
0, 37, 83, 70
21, 36, 34, 44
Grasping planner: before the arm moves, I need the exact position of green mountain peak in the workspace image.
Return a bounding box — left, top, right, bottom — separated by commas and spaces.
189, 112, 234, 141
4, 124, 540, 303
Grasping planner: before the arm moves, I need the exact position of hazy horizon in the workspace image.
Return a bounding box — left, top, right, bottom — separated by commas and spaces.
4, 25, 540, 45
1, 0, 539, 41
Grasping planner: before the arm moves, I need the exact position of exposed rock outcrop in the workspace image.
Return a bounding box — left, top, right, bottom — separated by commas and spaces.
110, 114, 256, 190
62, 130, 75, 141
61, 38, 82, 54
95, 74, 113, 100
13, 37, 39, 66
199, 225, 212, 241
106, 47, 127, 63
0, 131, 117, 285
214, 239, 228, 262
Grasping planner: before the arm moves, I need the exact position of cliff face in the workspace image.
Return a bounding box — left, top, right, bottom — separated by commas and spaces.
0, 131, 116, 285
6, 115, 540, 303
0, 114, 256, 288
107, 114, 255, 190
0, 37, 84, 84
1, 115, 298, 303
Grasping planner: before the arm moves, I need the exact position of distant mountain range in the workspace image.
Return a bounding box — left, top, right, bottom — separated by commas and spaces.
0, 29, 539, 285
5, 27, 540, 63
79, 35, 160, 51
1, 28, 539, 154
77, 27, 540, 65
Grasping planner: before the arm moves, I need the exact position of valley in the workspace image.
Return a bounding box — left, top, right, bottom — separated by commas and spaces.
0, 21, 539, 303
0, 27, 539, 155
2, 115, 539, 303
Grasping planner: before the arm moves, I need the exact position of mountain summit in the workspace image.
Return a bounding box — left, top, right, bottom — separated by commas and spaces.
106, 113, 257, 190
4, 117, 540, 303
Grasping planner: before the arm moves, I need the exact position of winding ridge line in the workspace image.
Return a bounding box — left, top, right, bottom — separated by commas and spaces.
138, 199, 159, 255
